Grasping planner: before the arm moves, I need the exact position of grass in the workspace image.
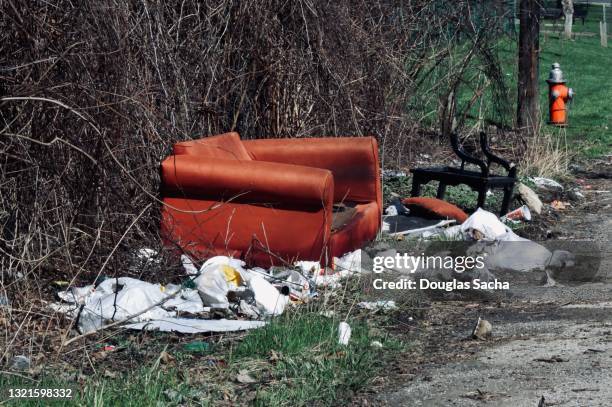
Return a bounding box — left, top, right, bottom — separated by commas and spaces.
502, 12, 611, 157
448, 5, 612, 158
0, 310, 403, 406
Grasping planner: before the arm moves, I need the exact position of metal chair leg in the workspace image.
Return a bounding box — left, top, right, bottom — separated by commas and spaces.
436, 182, 447, 199
410, 178, 422, 197
477, 188, 486, 209
500, 186, 513, 216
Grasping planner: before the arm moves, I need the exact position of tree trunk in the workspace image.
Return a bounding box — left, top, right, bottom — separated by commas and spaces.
562, 0, 573, 39
517, 0, 541, 133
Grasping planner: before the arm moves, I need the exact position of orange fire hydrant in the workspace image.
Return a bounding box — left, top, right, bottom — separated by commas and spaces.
546, 62, 573, 126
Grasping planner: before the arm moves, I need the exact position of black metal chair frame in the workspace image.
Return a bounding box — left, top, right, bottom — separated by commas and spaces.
410, 132, 518, 216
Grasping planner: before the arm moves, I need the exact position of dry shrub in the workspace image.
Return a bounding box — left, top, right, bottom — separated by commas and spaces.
518, 130, 572, 178
0, 0, 510, 359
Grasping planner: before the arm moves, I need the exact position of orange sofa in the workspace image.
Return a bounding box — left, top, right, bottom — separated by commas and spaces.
160, 132, 381, 266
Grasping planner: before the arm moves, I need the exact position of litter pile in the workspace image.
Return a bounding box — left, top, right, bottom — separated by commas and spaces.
51, 250, 363, 335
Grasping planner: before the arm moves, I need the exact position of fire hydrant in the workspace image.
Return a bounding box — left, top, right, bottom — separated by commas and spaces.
546, 62, 573, 126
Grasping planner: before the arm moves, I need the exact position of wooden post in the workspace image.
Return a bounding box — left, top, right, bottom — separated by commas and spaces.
562, 0, 574, 39
517, 0, 541, 133
602, 5, 608, 48
564, 13, 573, 39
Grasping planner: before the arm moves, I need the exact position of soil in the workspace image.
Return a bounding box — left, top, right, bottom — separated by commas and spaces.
365, 157, 612, 407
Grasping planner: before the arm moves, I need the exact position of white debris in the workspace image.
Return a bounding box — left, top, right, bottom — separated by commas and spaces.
333, 249, 362, 273
338, 321, 351, 345
241, 271, 288, 316
518, 183, 543, 215
385, 205, 399, 216
53, 277, 208, 334
358, 300, 397, 311
125, 318, 266, 334
460, 208, 517, 241
533, 177, 564, 192
136, 248, 160, 264
181, 254, 199, 275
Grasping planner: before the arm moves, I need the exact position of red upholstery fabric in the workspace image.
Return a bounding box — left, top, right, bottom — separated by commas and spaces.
173, 132, 252, 160
243, 137, 381, 209
402, 197, 468, 223
160, 133, 381, 266
161, 155, 334, 206
329, 202, 380, 260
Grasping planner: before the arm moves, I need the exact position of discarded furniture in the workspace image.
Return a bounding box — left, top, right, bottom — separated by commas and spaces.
160, 132, 381, 266
409, 132, 517, 216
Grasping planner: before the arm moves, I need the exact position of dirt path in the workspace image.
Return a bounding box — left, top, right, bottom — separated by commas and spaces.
375, 159, 612, 407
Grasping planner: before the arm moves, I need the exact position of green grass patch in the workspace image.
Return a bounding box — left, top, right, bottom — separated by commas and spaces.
230, 311, 401, 406
1, 311, 403, 406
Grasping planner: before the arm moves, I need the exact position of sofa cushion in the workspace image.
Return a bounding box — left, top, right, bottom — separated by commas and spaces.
402, 197, 468, 223
173, 132, 252, 160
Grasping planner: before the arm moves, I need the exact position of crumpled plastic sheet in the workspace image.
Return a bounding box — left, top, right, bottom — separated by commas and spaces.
459, 208, 574, 272
50, 249, 364, 335
125, 318, 266, 334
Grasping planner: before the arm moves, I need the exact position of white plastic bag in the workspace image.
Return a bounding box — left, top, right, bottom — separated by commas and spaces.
243, 272, 288, 316
460, 208, 512, 240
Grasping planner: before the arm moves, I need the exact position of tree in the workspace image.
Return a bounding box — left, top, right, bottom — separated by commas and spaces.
562, 0, 574, 39
517, 0, 541, 133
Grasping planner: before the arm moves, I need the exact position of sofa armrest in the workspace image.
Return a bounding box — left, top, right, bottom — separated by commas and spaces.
242, 137, 381, 208
161, 155, 334, 208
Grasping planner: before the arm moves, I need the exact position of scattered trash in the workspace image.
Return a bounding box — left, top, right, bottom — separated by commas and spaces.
10, 355, 30, 371
402, 197, 468, 223
471, 317, 492, 340
370, 340, 383, 349
550, 200, 570, 210
126, 318, 266, 334
533, 177, 564, 192
533, 356, 568, 363
338, 321, 351, 345
567, 189, 585, 201
383, 217, 455, 237
382, 169, 407, 179
243, 272, 288, 316
333, 249, 363, 274
195, 256, 246, 309
461, 208, 513, 241
181, 254, 199, 275
183, 341, 211, 353
159, 350, 175, 365
358, 300, 397, 311
517, 183, 543, 215
501, 204, 531, 222
236, 370, 258, 384
51, 248, 371, 337
102, 345, 116, 352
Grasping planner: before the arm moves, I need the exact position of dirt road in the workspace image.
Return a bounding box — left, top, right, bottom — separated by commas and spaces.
376, 159, 612, 407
